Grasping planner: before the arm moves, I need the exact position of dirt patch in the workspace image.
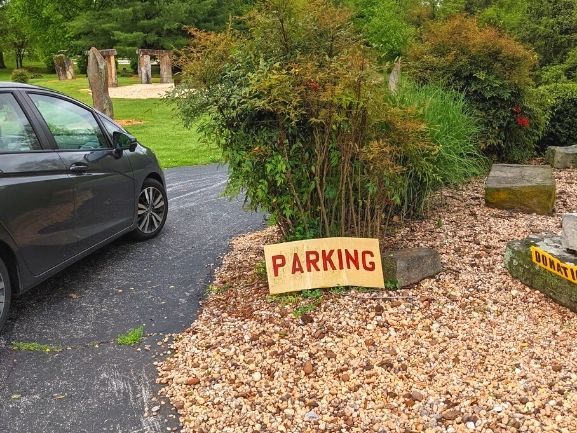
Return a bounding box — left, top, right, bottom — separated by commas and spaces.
158, 169, 577, 433
116, 119, 145, 126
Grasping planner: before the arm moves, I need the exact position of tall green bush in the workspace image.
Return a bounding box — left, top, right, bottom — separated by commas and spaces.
171, 0, 484, 239
407, 15, 541, 162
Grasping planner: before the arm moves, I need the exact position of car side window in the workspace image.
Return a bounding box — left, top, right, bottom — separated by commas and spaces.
100, 116, 125, 136
29, 94, 108, 151
0, 93, 42, 153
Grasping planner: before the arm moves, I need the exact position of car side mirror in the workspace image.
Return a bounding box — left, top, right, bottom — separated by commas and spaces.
112, 131, 137, 152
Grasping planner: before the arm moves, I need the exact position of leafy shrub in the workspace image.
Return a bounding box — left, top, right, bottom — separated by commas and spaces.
536, 84, 577, 148
390, 81, 488, 216
538, 64, 569, 85
11, 69, 29, 83
171, 0, 473, 239
407, 15, 541, 162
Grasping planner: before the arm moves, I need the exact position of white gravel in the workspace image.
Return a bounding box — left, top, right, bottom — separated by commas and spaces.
158, 168, 577, 433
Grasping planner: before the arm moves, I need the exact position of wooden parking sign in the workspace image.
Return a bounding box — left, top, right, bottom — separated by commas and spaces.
264, 237, 385, 294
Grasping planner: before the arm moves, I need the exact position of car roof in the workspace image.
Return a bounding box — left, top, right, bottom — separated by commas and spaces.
0, 81, 69, 97
0, 81, 95, 110
0, 81, 40, 89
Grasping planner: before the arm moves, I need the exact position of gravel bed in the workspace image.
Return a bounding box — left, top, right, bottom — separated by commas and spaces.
157, 169, 577, 433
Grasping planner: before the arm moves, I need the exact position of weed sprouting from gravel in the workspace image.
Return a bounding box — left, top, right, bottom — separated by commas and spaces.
292, 304, 317, 317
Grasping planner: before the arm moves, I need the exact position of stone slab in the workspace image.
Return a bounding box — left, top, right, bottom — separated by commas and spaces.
562, 213, 577, 252
485, 164, 556, 215
545, 145, 577, 169
382, 248, 441, 287
505, 234, 577, 312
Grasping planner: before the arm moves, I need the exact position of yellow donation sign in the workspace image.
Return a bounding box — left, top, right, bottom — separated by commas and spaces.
530, 246, 577, 285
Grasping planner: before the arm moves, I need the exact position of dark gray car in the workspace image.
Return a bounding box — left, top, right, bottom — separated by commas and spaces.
0, 82, 168, 330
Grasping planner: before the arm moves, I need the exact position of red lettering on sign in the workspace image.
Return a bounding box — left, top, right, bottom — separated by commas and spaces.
292, 253, 304, 274
306, 251, 320, 272
345, 249, 359, 270
362, 250, 375, 271
337, 249, 343, 269
321, 249, 336, 271
271, 255, 286, 277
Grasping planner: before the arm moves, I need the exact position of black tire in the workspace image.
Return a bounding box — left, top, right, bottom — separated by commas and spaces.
131, 178, 168, 241
0, 257, 11, 332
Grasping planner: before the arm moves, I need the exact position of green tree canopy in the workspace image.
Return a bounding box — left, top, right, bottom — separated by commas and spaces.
2, 0, 254, 65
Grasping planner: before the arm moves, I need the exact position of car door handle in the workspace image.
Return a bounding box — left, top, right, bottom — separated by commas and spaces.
69, 163, 89, 175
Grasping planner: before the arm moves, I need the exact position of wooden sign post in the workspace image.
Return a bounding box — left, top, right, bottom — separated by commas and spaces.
264, 237, 385, 294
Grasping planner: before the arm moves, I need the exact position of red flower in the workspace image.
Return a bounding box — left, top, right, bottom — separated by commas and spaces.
513, 104, 522, 114
515, 115, 530, 128
307, 80, 320, 92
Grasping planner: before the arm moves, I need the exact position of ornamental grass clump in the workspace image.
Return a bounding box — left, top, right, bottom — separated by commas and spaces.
389, 81, 487, 216
170, 0, 483, 239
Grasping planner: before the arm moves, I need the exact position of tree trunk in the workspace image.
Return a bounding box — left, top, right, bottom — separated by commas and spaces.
0, 51, 6, 69
16, 50, 24, 69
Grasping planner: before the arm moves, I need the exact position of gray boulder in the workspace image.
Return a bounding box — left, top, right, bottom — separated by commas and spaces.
485, 164, 556, 215
545, 145, 577, 169
382, 248, 441, 288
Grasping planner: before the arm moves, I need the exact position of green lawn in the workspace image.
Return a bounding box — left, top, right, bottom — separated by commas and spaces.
0, 62, 220, 168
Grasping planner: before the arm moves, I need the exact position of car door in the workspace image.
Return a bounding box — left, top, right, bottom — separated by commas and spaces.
0, 91, 76, 276
25, 92, 136, 256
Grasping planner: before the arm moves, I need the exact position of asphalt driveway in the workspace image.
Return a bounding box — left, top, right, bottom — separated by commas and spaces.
0, 164, 264, 433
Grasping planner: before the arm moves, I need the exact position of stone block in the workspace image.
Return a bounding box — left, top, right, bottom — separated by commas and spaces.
485, 164, 556, 215
382, 248, 441, 288
562, 213, 577, 252
505, 234, 577, 312
545, 145, 577, 169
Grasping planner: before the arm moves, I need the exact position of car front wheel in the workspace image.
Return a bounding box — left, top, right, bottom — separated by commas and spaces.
132, 178, 168, 240
0, 257, 12, 332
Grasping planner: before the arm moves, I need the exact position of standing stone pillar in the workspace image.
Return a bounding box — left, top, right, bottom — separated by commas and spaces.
87, 47, 114, 118
139, 54, 152, 84
54, 54, 76, 80
159, 52, 173, 84
99, 49, 118, 87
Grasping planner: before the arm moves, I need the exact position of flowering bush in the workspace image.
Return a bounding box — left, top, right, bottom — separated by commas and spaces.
407, 15, 542, 162
170, 1, 487, 239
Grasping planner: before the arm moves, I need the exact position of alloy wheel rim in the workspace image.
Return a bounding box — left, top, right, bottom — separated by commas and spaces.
0, 272, 5, 317
137, 186, 166, 234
